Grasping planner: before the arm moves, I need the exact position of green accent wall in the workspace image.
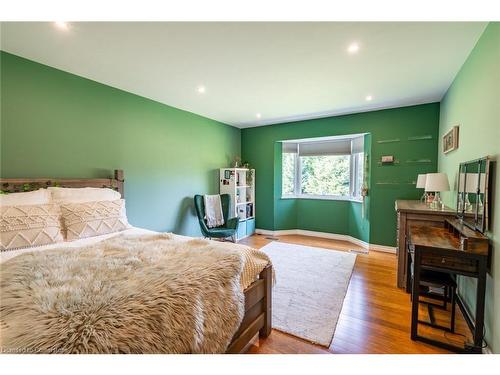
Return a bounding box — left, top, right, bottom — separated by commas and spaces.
242, 104, 440, 246
438, 22, 500, 353
0, 51, 241, 236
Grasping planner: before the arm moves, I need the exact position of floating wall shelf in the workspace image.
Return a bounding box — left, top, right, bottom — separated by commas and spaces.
377, 138, 401, 144
405, 159, 432, 164
377, 160, 400, 166
408, 135, 433, 141
375, 181, 417, 186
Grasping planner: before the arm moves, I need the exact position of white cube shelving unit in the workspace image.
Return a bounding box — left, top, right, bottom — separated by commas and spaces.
219, 168, 256, 241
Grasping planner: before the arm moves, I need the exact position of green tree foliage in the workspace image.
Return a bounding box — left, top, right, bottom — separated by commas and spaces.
300, 155, 350, 196
282, 153, 295, 194
282, 154, 352, 196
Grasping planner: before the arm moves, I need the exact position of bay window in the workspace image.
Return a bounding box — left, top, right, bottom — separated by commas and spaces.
282, 135, 365, 201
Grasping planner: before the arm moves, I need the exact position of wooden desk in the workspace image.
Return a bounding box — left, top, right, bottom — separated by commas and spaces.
395, 200, 455, 288
408, 220, 489, 353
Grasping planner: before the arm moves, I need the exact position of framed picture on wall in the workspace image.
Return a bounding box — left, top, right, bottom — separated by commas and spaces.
443, 125, 459, 154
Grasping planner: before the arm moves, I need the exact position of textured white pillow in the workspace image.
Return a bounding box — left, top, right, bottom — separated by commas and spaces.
60, 199, 129, 240
0, 203, 64, 251
0, 189, 51, 206
48, 187, 121, 204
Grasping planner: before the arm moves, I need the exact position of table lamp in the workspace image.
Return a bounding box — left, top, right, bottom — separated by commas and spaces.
425, 173, 450, 210
416, 174, 427, 202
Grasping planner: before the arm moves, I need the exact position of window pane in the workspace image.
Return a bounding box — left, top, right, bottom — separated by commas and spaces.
282, 152, 296, 195
354, 153, 364, 197
300, 155, 350, 196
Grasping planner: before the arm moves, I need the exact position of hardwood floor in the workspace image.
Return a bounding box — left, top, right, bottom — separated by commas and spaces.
239, 233, 472, 354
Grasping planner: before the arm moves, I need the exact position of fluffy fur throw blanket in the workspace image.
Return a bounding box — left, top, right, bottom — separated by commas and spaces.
0, 234, 246, 354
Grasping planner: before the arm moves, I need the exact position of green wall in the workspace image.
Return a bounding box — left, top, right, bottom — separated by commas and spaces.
0, 51, 241, 236
438, 22, 500, 353
242, 103, 440, 246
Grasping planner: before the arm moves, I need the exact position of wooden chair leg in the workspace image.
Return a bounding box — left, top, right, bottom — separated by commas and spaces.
450, 286, 456, 333
443, 286, 448, 309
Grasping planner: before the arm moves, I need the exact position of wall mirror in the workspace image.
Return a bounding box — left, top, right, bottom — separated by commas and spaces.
456, 156, 491, 233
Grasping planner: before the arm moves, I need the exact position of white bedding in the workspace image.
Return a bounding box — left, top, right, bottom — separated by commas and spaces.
0, 226, 190, 264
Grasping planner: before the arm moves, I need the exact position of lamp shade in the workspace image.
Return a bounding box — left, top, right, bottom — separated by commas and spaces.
465, 173, 479, 193
425, 173, 450, 192
480, 173, 486, 191
459, 173, 466, 192
462, 173, 486, 193
416, 174, 427, 189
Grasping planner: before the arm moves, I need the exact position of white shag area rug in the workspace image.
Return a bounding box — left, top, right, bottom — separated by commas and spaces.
260, 241, 356, 347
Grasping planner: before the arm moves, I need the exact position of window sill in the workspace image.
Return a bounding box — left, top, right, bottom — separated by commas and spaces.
281, 195, 363, 203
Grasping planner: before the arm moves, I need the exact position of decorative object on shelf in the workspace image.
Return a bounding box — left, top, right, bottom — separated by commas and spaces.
442, 125, 459, 154
242, 161, 255, 185
416, 174, 428, 202
232, 156, 242, 168
381, 155, 394, 164
377, 158, 400, 166
425, 173, 450, 210
426, 193, 435, 204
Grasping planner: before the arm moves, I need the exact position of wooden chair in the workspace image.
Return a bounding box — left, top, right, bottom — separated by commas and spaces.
411, 269, 457, 333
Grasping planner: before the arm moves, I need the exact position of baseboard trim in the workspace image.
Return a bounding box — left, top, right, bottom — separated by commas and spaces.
255, 228, 397, 254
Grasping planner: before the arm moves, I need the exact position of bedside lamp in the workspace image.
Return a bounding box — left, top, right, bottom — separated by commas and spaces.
416, 174, 427, 202
425, 173, 450, 210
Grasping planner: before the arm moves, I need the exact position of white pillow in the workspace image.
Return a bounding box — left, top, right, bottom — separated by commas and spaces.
48, 187, 121, 204
0, 203, 64, 251
59, 199, 129, 241
0, 189, 51, 206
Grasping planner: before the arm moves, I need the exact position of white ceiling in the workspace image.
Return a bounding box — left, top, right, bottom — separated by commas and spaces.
0, 22, 487, 128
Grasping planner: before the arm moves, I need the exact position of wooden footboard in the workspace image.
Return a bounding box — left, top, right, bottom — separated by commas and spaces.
226, 264, 272, 353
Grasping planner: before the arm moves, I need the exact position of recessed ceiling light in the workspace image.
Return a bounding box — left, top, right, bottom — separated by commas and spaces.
347, 42, 360, 54
54, 22, 69, 30
197, 85, 206, 94
366, 95, 373, 101
256, 113, 262, 119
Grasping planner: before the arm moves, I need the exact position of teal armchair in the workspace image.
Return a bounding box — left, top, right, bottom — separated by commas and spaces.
194, 194, 239, 242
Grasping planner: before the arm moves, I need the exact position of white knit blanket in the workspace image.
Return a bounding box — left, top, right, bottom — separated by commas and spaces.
204, 194, 225, 228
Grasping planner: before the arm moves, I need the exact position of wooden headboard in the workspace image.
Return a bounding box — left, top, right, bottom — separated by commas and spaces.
0, 169, 125, 197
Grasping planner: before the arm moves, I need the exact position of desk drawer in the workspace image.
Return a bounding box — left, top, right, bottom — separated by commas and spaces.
421, 253, 477, 273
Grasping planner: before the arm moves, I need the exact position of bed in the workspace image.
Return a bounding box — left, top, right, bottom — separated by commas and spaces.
0, 170, 272, 354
